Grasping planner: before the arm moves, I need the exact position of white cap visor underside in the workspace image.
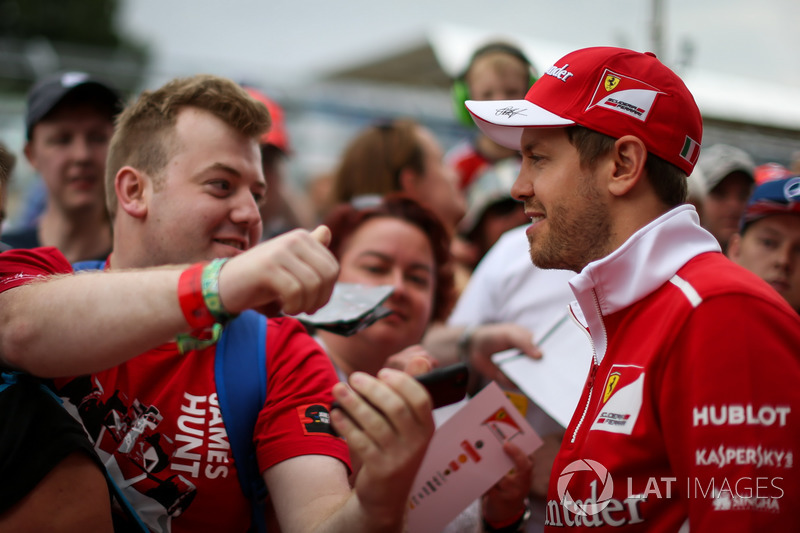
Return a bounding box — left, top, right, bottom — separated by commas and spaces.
465, 99, 575, 150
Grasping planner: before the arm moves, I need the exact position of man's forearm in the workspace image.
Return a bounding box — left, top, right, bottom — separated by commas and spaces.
264, 454, 407, 533
0, 268, 186, 377
310, 493, 405, 533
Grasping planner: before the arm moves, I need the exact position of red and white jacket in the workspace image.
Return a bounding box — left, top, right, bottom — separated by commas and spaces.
545, 206, 800, 531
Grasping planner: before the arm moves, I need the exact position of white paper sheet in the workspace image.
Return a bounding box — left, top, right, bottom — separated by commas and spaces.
492, 312, 593, 428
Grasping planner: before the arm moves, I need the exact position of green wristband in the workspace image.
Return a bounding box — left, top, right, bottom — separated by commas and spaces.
201, 258, 238, 322
176, 323, 224, 354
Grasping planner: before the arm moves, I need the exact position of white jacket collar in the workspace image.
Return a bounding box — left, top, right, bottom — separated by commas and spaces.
568, 205, 720, 363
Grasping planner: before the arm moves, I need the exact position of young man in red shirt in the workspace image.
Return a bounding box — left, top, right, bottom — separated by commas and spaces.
0, 75, 434, 533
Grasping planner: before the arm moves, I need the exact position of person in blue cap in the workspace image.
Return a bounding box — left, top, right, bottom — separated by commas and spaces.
728, 175, 800, 313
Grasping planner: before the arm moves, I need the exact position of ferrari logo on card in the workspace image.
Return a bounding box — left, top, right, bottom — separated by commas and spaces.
604, 75, 620, 91
482, 407, 523, 443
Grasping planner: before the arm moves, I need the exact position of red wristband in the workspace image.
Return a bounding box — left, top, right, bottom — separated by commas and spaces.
178, 262, 216, 330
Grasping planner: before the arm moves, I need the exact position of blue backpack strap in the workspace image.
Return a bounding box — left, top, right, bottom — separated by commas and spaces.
0, 370, 21, 394
72, 260, 106, 272
216, 310, 268, 533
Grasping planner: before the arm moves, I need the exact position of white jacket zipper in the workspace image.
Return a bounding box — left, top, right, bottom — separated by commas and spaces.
569, 292, 602, 444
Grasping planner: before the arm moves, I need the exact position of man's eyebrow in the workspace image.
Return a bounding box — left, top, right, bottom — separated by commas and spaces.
520, 140, 541, 154
202, 162, 242, 177
198, 163, 267, 190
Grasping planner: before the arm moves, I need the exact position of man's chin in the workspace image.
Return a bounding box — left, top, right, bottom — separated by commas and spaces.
529, 248, 579, 273
63, 197, 104, 213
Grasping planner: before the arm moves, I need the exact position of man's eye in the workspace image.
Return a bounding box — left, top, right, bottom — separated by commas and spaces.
208, 180, 231, 194
48, 135, 71, 146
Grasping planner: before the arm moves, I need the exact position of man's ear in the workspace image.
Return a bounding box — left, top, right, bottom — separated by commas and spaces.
115, 166, 148, 218
727, 232, 743, 260
608, 135, 648, 197
23, 142, 36, 170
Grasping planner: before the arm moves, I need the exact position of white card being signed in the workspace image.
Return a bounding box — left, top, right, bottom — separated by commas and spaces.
491, 313, 591, 428
406, 382, 543, 533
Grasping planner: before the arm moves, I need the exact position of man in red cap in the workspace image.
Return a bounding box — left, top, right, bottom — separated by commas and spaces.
466, 47, 800, 530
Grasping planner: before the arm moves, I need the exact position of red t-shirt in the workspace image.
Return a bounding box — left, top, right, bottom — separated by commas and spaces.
0, 247, 350, 533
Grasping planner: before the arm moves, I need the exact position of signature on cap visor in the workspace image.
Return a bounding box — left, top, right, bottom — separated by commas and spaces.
465, 99, 575, 150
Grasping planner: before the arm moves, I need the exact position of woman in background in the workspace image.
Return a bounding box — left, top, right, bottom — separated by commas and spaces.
319, 194, 532, 533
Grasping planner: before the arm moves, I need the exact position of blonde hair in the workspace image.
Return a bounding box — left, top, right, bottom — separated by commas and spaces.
465, 50, 531, 90
105, 75, 271, 218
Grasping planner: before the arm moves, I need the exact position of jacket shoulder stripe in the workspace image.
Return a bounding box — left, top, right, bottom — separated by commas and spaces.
669, 275, 703, 308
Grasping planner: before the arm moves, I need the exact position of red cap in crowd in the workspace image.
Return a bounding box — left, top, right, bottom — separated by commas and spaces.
244, 86, 291, 153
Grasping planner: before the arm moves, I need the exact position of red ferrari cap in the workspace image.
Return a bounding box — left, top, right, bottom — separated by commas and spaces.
465, 46, 703, 175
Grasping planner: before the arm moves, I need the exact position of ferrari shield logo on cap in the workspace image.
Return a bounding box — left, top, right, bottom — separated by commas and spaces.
587, 68, 664, 122
604, 75, 620, 92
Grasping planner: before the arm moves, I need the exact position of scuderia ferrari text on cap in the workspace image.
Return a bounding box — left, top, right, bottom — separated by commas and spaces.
465, 46, 703, 176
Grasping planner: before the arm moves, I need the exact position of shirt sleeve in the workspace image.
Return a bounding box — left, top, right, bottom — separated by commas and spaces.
0, 247, 72, 293
254, 317, 350, 474
658, 293, 800, 530
448, 240, 504, 327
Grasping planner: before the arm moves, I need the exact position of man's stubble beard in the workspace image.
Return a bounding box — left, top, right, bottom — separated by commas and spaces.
527, 174, 612, 273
